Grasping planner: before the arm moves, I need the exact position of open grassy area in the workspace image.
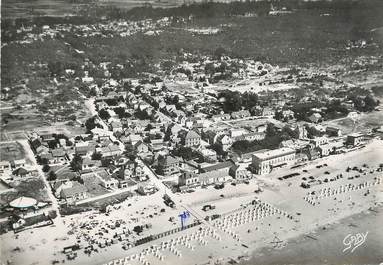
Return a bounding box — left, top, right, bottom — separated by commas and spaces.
0, 178, 50, 207
0, 142, 26, 162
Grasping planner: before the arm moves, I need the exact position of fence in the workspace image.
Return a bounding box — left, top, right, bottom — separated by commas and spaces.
134, 220, 202, 246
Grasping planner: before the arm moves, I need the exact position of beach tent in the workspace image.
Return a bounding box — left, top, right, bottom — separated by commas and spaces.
9, 196, 37, 209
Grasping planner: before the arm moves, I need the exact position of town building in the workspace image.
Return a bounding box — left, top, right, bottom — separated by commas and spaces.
347, 133, 364, 146
251, 148, 296, 175
326, 126, 342, 137
60, 182, 88, 204
157, 155, 182, 176
199, 170, 229, 186
184, 130, 201, 147
229, 164, 249, 180
178, 171, 199, 189
308, 113, 322, 123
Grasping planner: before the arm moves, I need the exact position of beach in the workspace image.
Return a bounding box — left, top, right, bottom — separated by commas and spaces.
244, 207, 383, 265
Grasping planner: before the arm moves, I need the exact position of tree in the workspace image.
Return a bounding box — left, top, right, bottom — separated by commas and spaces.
171, 146, 195, 160
91, 152, 102, 160
85, 116, 99, 132
114, 107, 130, 119
47, 171, 57, 181
145, 124, 154, 131
98, 108, 111, 120
266, 123, 278, 137
70, 154, 82, 172
209, 143, 226, 158
242, 92, 258, 109
42, 164, 50, 173
218, 90, 243, 113
364, 95, 378, 112
214, 47, 226, 59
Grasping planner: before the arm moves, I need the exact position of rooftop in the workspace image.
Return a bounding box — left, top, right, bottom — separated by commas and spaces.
252, 148, 295, 161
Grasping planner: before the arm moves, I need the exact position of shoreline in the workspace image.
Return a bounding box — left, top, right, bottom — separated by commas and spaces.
239, 205, 383, 265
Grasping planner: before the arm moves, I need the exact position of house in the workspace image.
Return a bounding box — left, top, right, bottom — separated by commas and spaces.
255, 124, 267, 133
184, 130, 201, 147
135, 166, 147, 181
251, 148, 296, 175
133, 141, 147, 153
310, 137, 329, 147
229, 164, 249, 180
39, 153, 55, 164
150, 139, 167, 152
295, 152, 309, 163
96, 171, 118, 189
12, 159, 26, 168
238, 150, 267, 163
110, 121, 123, 133
326, 126, 342, 137
318, 143, 336, 157
119, 178, 136, 189
81, 158, 101, 171
75, 143, 96, 157
230, 128, 247, 138
216, 134, 233, 152
60, 182, 88, 204
199, 170, 230, 186
261, 107, 274, 117
212, 114, 231, 122
178, 171, 199, 188
99, 145, 122, 158
119, 161, 136, 180
231, 110, 251, 119
200, 160, 235, 174
304, 148, 320, 161
243, 132, 266, 141
12, 167, 31, 178
281, 109, 294, 120
51, 149, 67, 164
347, 133, 364, 146
0, 161, 11, 171
198, 148, 217, 162
308, 113, 322, 123
128, 134, 143, 146
137, 184, 157, 195
157, 155, 182, 176
294, 125, 308, 139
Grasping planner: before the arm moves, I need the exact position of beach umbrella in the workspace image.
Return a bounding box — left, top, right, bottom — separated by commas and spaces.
9, 196, 37, 208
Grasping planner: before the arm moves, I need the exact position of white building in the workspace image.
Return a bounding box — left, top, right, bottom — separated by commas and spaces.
251, 148, 296, 175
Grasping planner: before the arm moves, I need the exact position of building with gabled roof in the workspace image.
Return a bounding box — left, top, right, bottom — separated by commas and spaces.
184, 130, 201, 147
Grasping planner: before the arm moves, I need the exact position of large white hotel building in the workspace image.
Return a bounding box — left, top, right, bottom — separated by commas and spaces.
251, 148, 296, 175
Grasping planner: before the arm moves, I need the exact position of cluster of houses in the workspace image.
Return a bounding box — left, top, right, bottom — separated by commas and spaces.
177, 125, 367, 191
6, 17, 171, 45
28, 129, 154, 205
0, 158, 38, 179
89, 75, 371, 194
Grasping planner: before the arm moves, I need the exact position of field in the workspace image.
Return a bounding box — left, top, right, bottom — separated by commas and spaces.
0, 142, 27, 162
324, 110, 383, 134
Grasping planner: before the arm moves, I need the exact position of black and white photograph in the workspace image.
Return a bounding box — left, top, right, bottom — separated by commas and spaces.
0, 0, 382, 264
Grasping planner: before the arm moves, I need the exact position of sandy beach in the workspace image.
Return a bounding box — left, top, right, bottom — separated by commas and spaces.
244, 207, 383, 265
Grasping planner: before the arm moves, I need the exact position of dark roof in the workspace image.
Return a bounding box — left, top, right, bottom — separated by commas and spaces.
13, 167, 29, 176
200, 160, 235, 173
160, 155, 180, 167
183, 171, 198, 179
